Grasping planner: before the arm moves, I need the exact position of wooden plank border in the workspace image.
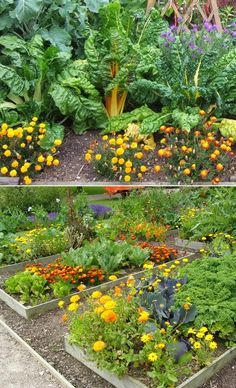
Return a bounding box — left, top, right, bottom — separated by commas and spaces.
0, 252, 196, 319
65, 339, 236, 388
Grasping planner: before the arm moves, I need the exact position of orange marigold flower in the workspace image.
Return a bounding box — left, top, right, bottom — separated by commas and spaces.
101, 309, 118, 323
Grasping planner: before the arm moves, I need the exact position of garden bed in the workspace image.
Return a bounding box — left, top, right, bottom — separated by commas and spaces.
0, 251, 196, 319
33, 130, 236, 186
65, 339, 236, 388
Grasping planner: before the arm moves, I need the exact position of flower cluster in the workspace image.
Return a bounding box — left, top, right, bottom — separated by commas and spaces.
137, 242, 178, 264
0, 119, 62, 184
186, 326, 217, 351
26, 260, 105, 286
157, 116, 234, 184
84, 133, 153, 182
119, 221, 167, 242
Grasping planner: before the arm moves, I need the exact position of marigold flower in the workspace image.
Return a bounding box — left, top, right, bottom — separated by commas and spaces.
124, 175, 131, 182
99, 295, 112, 304
148, 352, 158, 362
138, 311, 150, 323
104, 300, 116, 310
154, 165, 161, 172
10, 169, 17, 177
70, 295, 80, 303
101, 309, 118, 323
155, 343, 165, 349
58, 300, 65, 308
208, 341, 217, 350
54, 139, 62, 146
94, 306, 104, 314
108, 275, 118, 281
93, 341, 106, 352
141, 333, 153, 343
196, 331, 205, 339
205, 334, 214, 342
77, 284, 86, 292
1, 167, 8, 175
68, 302, 79, 312
193, 341, 201, 349
91, 291, 102, 299
95, 154, 102, 161
61, 314, 69, 322
4, 150, 11, 157
102, 135, 108, 141
111, 157, 118, 164
118, 158, 125, 165
116, 147, 124, 156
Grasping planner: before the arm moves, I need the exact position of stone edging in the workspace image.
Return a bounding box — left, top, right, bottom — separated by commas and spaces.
0, 318, 75, 388
174, 238, 206, 250
65, 339, 236, 388
0, 252, 196, 319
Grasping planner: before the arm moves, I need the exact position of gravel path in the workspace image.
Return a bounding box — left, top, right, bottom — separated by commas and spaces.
0, 321, 63, 388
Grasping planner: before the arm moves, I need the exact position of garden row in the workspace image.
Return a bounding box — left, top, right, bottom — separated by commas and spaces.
1, 1, 236, 184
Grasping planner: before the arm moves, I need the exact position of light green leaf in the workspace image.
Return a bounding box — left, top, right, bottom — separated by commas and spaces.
9, 0, 43, 23
40, 123, 64, 150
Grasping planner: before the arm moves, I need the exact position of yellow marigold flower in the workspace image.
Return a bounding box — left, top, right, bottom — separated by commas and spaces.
10, 170, 17, 177
116, 138, 123, 145
116, 147, 124, 156
20, 143, 26, 148
124, 175, 131, 182
138, 311, 150, 323
208, 341, 217, 350
176, 283, 181, 288
159, 328, 166, 335
140, 165, 147, 172
109, 138, 116, 145
11, 160, 19, 168
144, 145, 150, 151
70, 295, 80, 303
187, 328, 196, 335
174, 260, 180, 265
25, 249, 31, 254
39, 128, 46, 134
93, 341, 106, 352
53, 159, 60, 166
85, 153, 92, 162
102, 135, 108, 141
21, 166, 28, 173
7, 129, 14, 138
108, 275, 118, 281
29, 121, 36, 127
205, 334, 214, 342
155, 343, 165, 349
182, 258, 189, 263
2, 144, 8, 150
154, 165, 161, 172
199, 327, 208, 333
47, 155, 53, 163
23, 176, 32, 185
148, 352, 158, 362
1, 123, 8, 131
58, 300, 65, 308
94, 306, 105, 314
125, 167, 132, 174
111, 157, 118, 164
143, 263, 154, 269
188, 337, 195, 344
54, 139, 62, 146
193, 341, 201, 350
99, 295, 112, 304
104, 300, 116, 310
135, 152, 143, 159
125, 160, 132, 168
27, 127, 34, 133
117, 158, 124, 165
196, 331, 205, 339
95, 154, 102, 161
4, 150, 11, 157
39, 123, 46, 128
32, 117, 38, 122
68, 302, 79, 312
38, 134, 44, 140
91, 291, 102, 299
26, 135, 32, 142
51, 147, 57, 153
131, 142, 138, 149
0, 167, 8, 175
141, 333, 153, 343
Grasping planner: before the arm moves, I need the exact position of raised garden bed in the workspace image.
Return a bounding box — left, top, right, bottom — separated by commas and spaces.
65, 340, 236, 388
0, 251, 196, 319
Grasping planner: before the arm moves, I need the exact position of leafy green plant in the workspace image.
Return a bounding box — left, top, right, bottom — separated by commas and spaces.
51, 280, 73, 298
61, 238, 150, 273
0, 34, 70, 123
176, 255, 236, 341
5, 271, 49, 305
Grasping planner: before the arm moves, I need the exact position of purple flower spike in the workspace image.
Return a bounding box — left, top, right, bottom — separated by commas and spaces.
232, 31, 236, 38
189, 41, 197, 50
191, 25, 198, 33
89, 204, 112, 218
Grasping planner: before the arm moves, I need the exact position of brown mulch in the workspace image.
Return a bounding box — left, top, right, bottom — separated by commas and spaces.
34, 129, 235, 185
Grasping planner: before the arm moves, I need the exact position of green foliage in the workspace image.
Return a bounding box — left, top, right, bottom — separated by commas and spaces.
0, 34, 70, 123
176, 255, 236, 341
219, 118, 236, 140
61, 239, 150, 273
51, 280, 72, 298
5, 271, 49, 305
179, 188, 236, 240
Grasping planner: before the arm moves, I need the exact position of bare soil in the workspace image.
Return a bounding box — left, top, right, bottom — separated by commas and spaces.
34, 129, 235, 185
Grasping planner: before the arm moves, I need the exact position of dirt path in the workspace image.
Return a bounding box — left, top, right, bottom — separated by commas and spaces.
0, 321, 64, 388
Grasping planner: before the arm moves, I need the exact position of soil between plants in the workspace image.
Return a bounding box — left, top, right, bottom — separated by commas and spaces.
0, 301, 235, 388
34, 129, 236, 184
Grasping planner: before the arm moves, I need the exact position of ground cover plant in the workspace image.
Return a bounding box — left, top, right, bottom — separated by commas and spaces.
63, 257, 222, 387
